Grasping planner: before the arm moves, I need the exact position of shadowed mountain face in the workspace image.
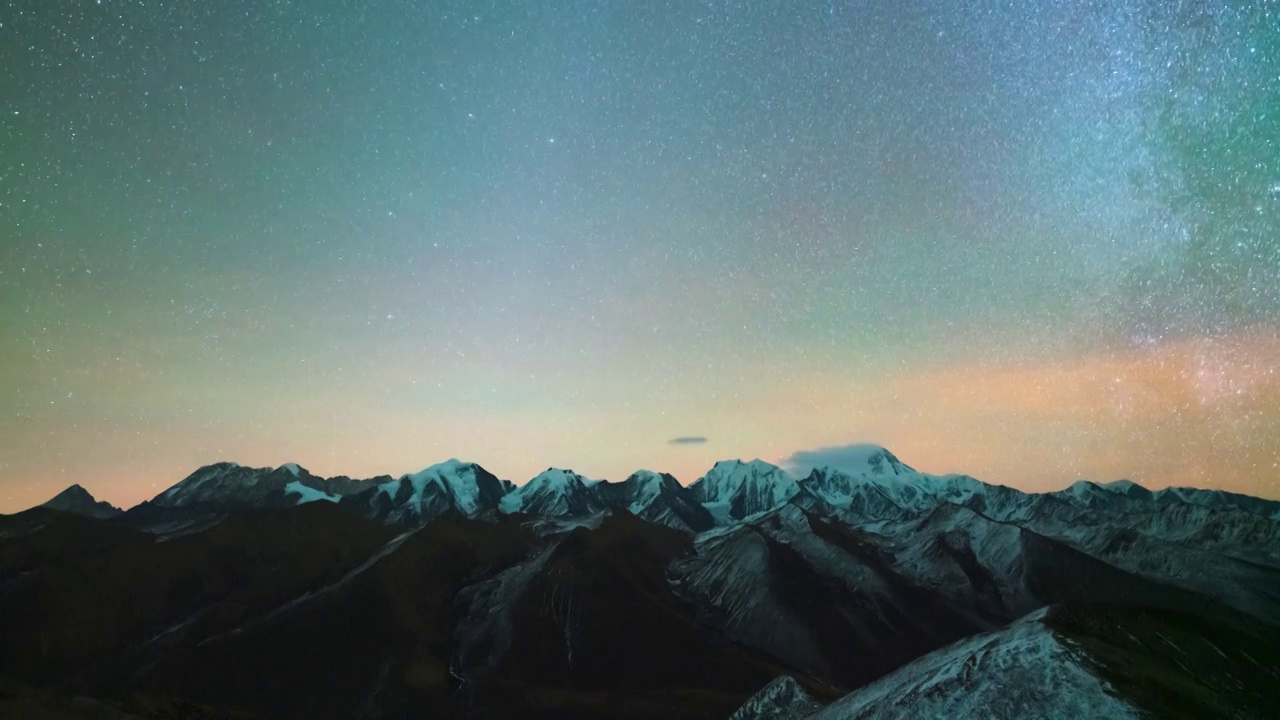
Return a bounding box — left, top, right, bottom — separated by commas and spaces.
593, 471, 716, 532
0, 503, 399, 693
39, 484, 122, 519
2, 452, 1278, 718
0, 508, 817, 719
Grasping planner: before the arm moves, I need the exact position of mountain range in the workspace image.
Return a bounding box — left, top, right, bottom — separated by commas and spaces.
2, 446, 1278, 719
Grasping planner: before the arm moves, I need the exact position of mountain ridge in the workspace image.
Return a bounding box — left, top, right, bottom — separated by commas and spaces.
16, 449, 1280, 557
2, 447, 1278, 719
38, 483, 123, 520
22, 443, 1280, 520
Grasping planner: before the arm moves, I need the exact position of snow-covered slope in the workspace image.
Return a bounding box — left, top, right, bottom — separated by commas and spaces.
284, 481, 339, 504
729, 676, 823, 720
500, 468, 603, 517
739, 600, 1280, 720
619, 470, 673, 513
731, 610, 1141, 720
806, 608, 1140, 720
691, 459, 799, 521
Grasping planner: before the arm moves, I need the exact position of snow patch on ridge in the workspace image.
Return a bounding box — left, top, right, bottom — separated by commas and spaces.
285, 481, 338, 504
499, 491, 524, 513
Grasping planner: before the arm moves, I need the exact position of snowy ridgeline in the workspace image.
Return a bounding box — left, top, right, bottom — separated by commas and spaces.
134, 448, 1280, 559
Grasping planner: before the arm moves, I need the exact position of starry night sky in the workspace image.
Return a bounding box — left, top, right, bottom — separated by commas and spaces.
2, 1, 1278, 511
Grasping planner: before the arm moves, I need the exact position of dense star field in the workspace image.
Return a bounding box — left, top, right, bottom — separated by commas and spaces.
2, 1, 1278, 511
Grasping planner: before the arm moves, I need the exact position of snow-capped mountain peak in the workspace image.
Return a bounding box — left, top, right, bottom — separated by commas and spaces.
798, 455, 969, 514
692, 459, 799, 521
622, 470, 679, 510
368, 459, 506, 521
696, 459, 796, 497
845, 444, 915, 476
782, 444, 970, 518
627, 469, 669, 485
500, 468, 602, 517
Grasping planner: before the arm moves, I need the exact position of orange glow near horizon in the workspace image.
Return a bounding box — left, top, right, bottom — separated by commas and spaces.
849, 328, 1280, 498
4, 327, 1277, 514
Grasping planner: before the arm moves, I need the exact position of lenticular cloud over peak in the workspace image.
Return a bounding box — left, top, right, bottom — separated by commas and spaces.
780, 443, 904, 476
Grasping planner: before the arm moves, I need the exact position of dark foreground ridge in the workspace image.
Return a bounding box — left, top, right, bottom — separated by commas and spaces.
2, 451, 1279, 719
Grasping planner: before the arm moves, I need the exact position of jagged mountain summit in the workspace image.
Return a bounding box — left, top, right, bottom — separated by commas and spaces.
39, 484, 122, 519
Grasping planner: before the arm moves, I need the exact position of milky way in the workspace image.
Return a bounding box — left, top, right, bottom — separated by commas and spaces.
2, 1, 1277, 510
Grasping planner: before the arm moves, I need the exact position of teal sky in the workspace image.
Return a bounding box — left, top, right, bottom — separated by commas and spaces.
2, 1, 1277, 511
